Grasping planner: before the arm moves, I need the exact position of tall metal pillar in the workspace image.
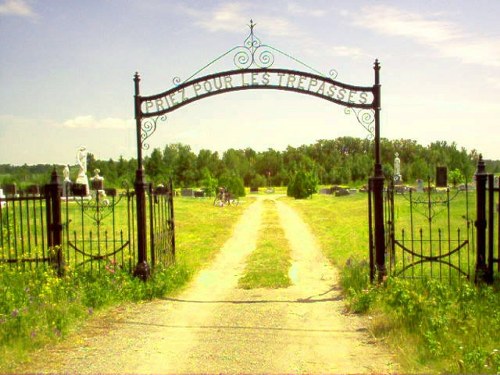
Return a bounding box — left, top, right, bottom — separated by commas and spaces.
133, 72, 150, 280
474, 155, 488, 282
372, 60, 386, 281
45, 169, 64, 276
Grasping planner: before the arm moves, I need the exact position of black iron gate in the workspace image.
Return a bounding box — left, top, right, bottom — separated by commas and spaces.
0, 171, 175, 275
384, 180, 473, 282
373, 155, 499, 283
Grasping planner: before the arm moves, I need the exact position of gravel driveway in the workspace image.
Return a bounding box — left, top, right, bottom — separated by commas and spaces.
17, 196, 396, 374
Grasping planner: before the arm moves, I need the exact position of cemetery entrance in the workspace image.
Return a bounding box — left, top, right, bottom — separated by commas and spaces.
132, 21, 386, 280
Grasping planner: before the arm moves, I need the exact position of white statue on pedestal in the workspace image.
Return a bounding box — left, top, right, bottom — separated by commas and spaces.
75, 146, 90, 196
63, 164, 71, 182
394, 152, 401, 176
394, 152, 402, 184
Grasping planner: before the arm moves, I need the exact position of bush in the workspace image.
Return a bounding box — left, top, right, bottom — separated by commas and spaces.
287, 170, 318, 199
250, 174, 267, 190
218, 173, 246, 198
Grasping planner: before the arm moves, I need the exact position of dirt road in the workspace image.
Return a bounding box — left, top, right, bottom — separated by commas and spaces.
18, 196, 396, 374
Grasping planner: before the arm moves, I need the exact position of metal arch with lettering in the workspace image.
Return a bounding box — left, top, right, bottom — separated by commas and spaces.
138, 68, 375, 119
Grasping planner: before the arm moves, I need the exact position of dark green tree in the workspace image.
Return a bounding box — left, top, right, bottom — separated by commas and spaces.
287, 170, 318, 199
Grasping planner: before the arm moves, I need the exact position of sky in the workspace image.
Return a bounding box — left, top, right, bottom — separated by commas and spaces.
1, 0, 499, 166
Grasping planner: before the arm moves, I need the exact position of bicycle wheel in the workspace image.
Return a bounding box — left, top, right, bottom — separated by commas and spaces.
213, 197, 223, 206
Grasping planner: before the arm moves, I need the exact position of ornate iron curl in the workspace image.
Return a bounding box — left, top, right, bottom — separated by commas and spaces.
232, 20, 275, 69
172, 77, 182, 86
171, 20, 338, 84
140, 115, 167, 150
74, 192, 124, 225
344, 107, 375, 138
329, 69, 339, 80
400, 187, 460, 220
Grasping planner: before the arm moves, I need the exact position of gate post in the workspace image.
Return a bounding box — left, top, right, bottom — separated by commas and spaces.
475, 155, 488, 282
45, 169, 64, 276
133, 72, 151, 280
372, 60, 386, 281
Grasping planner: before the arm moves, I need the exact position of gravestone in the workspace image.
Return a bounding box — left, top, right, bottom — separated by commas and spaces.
181, 188, 194, 197
2, 184, 17, 196
25, 185, 40, 196
335, 188, 350, 197
72, 184, 87, 197
436, 167, 448, 188
416, 179, 424, 193
91, 169, 104, 191
194, 190, 205, 198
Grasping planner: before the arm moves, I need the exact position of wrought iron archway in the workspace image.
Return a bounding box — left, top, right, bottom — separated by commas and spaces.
132, 21, 385, 281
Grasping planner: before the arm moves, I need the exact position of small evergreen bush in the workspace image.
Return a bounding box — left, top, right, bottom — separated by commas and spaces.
287, 171, 318, 199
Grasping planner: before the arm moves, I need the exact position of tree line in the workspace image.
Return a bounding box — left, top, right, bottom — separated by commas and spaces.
1, 137, 498, 192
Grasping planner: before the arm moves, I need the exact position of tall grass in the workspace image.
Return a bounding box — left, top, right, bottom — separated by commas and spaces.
238, 199, 291, 289
0, 196, 246, 371
286, 192, 499, 374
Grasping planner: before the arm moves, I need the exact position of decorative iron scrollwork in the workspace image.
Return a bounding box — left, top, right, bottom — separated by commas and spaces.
233, 20, 275, 69
401, 187, 461, 220
328, 69, 338, 80
344, 107, 375, 138
172, 20, 340, 85
140, 115, 167, 150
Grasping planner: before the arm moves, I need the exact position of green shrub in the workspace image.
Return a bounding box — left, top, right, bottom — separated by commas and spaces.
219, 173, 246, 197
287, 170, 318, 199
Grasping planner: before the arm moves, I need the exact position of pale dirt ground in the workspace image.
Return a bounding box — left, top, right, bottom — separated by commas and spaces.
16, 195, 397, 374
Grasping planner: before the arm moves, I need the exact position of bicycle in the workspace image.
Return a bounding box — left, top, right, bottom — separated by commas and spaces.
213, 188, 239, 207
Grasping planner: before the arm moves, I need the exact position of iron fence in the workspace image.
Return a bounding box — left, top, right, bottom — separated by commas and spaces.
0, 173, 175, 276
0, 191, 49, 268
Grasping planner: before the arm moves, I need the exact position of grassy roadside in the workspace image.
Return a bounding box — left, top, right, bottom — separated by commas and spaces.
286, 193, 499, 374
238, 199, 292, 289
0, 197, 246, 372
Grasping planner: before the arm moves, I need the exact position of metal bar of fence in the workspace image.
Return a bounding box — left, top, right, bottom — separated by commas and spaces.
0, 202, 4, 256
409, 188, 415, 278
368, 178, 374, 282
149, 184, 155, 267
438, 229, 442, 281
401, 229, 405, 276
497, 185, 500, 272
487, 174, 494, 281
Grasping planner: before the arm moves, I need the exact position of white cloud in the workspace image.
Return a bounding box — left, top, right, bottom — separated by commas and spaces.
0, 0, 36, 17
184, 2, 249, 33
349, 5, 500, 68
62, 116, 133, 130
287, 3, 326, 18
330, 45, 367, 59
178, 2, 303, 39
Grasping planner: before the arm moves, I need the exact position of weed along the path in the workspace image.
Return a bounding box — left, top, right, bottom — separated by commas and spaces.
239, 199, 292, 289
11, 195, 396, 374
